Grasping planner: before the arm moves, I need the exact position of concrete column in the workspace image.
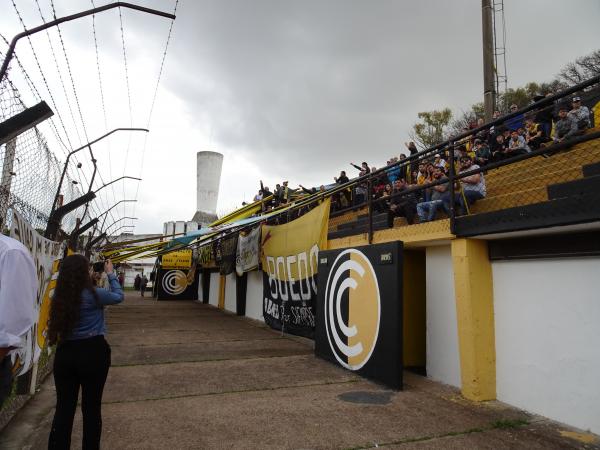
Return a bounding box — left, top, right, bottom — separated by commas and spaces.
218, 274, 226, 309
451, 238, 496, 401
0, 139, 17, 227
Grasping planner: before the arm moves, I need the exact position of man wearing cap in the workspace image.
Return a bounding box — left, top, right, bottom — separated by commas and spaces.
568, 96, 591, 131
433, 154, 446, 170
554, 105, 579, 143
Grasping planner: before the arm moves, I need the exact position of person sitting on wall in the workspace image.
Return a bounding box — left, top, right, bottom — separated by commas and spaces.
473, 139, 491, 166
444, 156, 486, 216
388, 178, 417, 227
554, 104, 579, 143
433, 153, 446, 170
416, 167, 449, 222
375, 183, 393, 213
524, 116, 550, 150
507, 130, 530, 156
490, 133, 508, 162
371, 166, 388, 199
568, 96, 591, 131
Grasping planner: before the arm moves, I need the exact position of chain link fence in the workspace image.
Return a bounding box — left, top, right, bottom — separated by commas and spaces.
1, 76, 85, 234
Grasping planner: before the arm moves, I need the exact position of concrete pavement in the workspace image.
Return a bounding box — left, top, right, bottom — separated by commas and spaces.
0, 293, 598, 449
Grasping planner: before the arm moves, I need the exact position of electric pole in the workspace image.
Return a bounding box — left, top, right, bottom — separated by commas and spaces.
482, 0, 496, 122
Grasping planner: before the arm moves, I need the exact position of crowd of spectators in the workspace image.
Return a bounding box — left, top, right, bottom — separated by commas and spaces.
247, 93, 594, 226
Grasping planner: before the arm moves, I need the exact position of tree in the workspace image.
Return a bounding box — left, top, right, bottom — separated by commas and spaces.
450, 102, 484, 137
557, 49, 600, 87
409, 108, 453, 150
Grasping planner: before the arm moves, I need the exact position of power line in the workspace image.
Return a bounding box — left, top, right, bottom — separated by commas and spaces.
49, 0, 90, 145
7, 2, 114, 229
48, 0, 121, 229
0, 33, 70, 154
6, 3, 75, 152
117, 5, 135, 221
31, 0, 83, 152
89, 0, 119, 222
133, 0, 179, 221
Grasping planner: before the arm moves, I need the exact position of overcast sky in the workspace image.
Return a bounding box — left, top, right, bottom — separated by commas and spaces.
1, 0, 599, 234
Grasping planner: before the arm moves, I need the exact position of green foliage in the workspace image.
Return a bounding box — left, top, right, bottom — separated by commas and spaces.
409, 108, 453, 149
409, 49, 599, 141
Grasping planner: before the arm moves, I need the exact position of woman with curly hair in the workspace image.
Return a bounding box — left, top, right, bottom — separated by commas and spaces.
47, 255, 124, 450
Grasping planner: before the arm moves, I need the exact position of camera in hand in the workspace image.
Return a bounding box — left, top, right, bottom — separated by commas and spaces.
92, 261, 105, 273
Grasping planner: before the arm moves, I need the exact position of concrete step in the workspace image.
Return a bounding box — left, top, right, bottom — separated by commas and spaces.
547, 174, 600, 200
469, 186, 547, 214
583, 161, 600, 177
486, 167, 582, 197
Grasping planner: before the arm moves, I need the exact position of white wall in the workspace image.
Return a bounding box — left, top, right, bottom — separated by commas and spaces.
245, 271, 264, 322
224, 273, 237, 313
208, 272, 220, 307
493, 257, 600, 434
425, 246, 461, 388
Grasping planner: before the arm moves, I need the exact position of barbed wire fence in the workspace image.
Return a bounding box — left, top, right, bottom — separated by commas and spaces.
0, 75, 85, 234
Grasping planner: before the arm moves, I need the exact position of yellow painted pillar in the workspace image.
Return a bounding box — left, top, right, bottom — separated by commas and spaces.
451, 238, 496, 401
218, 275, 226, 309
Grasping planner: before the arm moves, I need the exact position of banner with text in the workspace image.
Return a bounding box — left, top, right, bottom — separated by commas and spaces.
236, 226, 261, 276
10, 210, 64, 376
261, 199, 330, 338
162, 249, 192, 269
213, 233, 238, 275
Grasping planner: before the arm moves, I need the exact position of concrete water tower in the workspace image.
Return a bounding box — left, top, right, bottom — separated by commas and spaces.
192, 151, 223, 226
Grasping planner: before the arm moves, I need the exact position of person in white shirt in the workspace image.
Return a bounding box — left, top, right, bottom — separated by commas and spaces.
0, 234, 37, 406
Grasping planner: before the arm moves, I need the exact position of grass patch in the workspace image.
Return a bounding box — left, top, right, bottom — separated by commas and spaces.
490, 419, 529, 429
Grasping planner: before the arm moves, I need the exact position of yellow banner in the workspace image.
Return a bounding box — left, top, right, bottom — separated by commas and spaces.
261, 198, 330, 281
162, 249, 193, 269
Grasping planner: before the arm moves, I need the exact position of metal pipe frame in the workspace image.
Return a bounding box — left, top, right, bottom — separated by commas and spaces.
49, 128, 148, 219
0, 2, 176, 83
98, 199, 137, 232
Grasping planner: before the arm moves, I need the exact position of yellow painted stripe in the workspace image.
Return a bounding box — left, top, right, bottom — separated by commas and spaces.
218, 275, 226, 309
